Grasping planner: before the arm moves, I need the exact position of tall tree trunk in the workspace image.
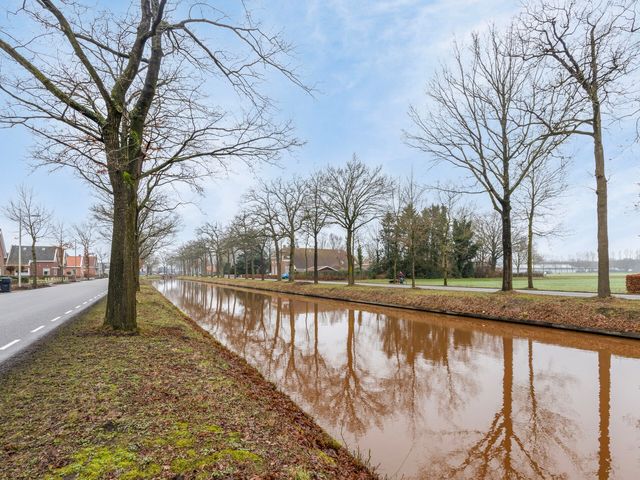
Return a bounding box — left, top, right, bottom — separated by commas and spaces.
244, 251, 248, 279
500, 202, 513, 292
313, 233, 319, 284
104, 178, 138, 331
593, 101, 610, 298
31, 242, 37, 288
443, 242, 448, 286
393, 241, 398, 282
527, 210, 534, 289
346, 229, 354, 286
288, 237, 295, 282
274, 237, 281, 281
411, 243, 416, 289
233, 251, 237, 278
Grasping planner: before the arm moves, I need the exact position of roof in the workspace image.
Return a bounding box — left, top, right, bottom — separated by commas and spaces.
6, 245, 60, 266
282, 248, 347, 271
67, 255, 82, 268
67, 255, 97, 268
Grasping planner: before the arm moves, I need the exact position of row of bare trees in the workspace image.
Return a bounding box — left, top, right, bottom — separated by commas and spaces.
407, 0, 639, 297
172, 156, 392, 286
176, 156, 560, 290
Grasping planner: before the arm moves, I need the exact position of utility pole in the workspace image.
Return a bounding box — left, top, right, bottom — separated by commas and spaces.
17, 211, 22, 288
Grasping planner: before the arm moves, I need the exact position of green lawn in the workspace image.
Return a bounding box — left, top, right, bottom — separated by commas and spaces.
360, 273, 635, 294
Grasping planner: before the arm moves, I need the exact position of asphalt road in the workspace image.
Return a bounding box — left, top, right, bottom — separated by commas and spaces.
0, 278, 108, 364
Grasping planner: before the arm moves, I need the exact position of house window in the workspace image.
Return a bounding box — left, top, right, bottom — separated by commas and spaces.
43, 268, 50, 276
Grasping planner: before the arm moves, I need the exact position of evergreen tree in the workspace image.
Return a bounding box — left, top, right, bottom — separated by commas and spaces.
451, 218, 479, 278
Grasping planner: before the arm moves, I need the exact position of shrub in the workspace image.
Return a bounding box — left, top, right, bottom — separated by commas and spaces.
626, 274, 640, 293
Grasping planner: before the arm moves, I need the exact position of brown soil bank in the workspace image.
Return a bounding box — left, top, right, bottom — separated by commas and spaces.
0, 285, 375, 480
190, 277, 640, 339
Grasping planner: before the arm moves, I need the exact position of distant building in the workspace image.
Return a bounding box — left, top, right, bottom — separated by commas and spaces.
5, 245, 65, 277
531, 263, 578, 274
272, 248, 347, 274
0, 230, 6, 275
66, 254, 98, 278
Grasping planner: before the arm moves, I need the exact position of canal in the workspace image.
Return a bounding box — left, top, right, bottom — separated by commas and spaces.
154, 279, 640, 479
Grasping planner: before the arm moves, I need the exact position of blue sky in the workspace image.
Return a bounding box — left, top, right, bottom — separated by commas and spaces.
1, 0, 639, 260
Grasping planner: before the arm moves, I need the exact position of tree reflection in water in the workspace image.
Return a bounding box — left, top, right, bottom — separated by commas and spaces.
156, 280, 640, 480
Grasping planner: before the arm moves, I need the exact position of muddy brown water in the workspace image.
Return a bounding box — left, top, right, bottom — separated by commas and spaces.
154, 279, 640, 479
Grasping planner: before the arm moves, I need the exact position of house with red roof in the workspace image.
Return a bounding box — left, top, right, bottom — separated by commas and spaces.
66, 254, 98, 278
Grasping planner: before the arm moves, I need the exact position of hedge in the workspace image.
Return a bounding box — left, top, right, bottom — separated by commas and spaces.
626, 274, 640, 294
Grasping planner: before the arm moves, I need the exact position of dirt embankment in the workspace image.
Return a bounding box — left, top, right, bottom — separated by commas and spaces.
0, 285, 376, 480
189, 277, 640, 339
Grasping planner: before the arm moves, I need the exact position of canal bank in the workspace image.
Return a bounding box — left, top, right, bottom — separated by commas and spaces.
183, 277, 640, 339
156, 278, 640, 479
0, 284, 376, 479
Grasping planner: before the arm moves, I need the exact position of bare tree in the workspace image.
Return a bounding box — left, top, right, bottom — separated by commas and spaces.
519, 0, 640, 297
0, 1, 307, 330
4, 186, 53, 288
73, 221, 97, 279
303, 173, 329, 284
197, 221, 225, 278
516, 159, 568, 288
137, 209, 179, 276
95, 247, 108, 277
52, 220, 72, 281
270, 177, 306, 282
435, 186, 463, 287
328, 233, 343, 251
398, 173, 425, 288
407, 26, 567, 291
245, 182, 285, 281
474, 211, 504, 275
512, 230, 528, 276
228, 211, 263, 279
322, 155, 392, 285
386, 182, 404, 283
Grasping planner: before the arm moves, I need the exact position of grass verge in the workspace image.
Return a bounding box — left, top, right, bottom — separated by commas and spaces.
358, 272, 632, 294
186, 277, 640, 338
0, 284, 376, 480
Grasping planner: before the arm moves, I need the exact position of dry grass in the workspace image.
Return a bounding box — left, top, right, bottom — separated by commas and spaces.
0, 285, 375, 480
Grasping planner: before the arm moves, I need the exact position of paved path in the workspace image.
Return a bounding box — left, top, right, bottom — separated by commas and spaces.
312, 280, 640, 300
0, 278, 108, 364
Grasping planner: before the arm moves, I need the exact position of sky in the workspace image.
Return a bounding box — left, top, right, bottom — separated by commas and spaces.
0, 0, 639, 260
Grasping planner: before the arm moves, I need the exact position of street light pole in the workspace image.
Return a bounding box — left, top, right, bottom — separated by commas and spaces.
17, 212, 22, 288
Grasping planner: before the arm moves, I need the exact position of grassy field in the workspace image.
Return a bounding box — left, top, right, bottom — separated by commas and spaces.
0, 285, 374, 480
360, 272, 634, 294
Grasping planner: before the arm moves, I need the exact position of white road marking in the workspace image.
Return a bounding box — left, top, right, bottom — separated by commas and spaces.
82, 301, 87, 305
0, 339, 20, 350
31, 325, 45, 333
51, 316, 61, 322
74, 305, 81, 309
64, 310, 73, 315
